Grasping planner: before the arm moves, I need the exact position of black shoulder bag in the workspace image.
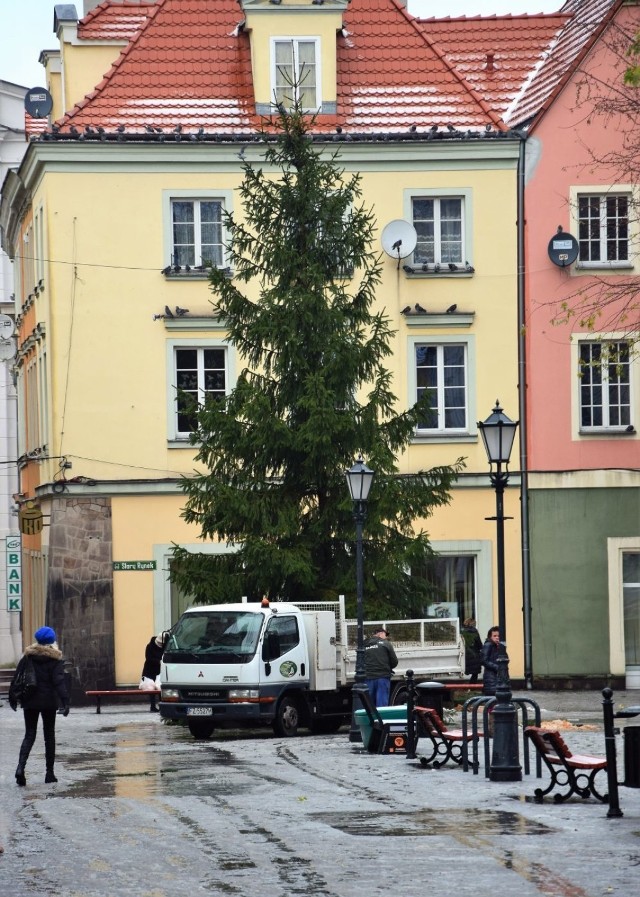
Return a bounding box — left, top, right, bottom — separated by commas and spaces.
9, 655, 38, 706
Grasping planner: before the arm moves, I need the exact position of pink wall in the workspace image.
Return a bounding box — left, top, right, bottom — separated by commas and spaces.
524, 7, 639, 471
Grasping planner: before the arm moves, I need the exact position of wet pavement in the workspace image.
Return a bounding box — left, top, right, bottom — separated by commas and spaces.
1, 688, 639, 896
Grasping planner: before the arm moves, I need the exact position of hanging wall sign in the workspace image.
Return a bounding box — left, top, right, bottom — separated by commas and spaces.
6, 535, 22, 612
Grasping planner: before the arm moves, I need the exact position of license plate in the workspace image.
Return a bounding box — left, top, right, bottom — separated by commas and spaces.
186, 707, 212, 716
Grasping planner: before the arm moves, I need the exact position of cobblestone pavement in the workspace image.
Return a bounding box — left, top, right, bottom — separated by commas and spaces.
1, 689, 639, 897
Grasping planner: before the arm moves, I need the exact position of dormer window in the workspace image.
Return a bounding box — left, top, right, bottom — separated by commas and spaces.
272, 37, 320, 111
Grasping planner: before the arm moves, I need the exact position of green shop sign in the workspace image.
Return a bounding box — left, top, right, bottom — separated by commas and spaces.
113, 560, 157, 572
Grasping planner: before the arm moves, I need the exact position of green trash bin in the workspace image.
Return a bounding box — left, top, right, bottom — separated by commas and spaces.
355, 704, 407, 750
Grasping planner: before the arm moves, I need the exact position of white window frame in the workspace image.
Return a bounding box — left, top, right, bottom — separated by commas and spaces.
162, 189, 233, 270
166, 338, 235, 443
408, 335, 477, 440
574, 336, 635, 434
404, 188, 473, 270
271, 37, 321, 112
154, 541, 239, 633
571, 185, 637, 271
608, 537, 640, 677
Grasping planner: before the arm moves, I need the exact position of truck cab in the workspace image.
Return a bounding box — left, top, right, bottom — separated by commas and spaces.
159, 601, 313, 738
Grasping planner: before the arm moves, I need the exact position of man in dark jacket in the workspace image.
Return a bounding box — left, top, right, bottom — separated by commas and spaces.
9, 626, 69, 786
363, 626, 398, 707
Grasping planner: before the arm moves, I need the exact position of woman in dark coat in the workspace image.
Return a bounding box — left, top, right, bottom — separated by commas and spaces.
461, 617, 483, 683
9, 626, 69, 786
141, 634, 165, 712
481, 626, 502, 696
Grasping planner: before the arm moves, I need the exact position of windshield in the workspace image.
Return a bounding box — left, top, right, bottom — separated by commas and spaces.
165, 611, 264, 663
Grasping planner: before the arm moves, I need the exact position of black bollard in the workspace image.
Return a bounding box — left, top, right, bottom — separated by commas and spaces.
489, 646, 522, 782
602, 687, 623, 818
405, 669, 417, 760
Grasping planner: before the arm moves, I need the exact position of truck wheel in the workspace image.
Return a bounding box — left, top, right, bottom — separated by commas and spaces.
272, 696, 299, 737
391, 685, 409, 706
187, 719, 215, 739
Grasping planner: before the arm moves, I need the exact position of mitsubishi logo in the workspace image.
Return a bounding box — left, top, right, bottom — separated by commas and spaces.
198, 671, 204, 678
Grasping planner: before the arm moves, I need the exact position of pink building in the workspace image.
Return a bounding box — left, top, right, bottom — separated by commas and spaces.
520, 0, 639, 687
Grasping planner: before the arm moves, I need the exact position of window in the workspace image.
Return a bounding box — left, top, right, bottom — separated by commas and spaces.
412, 197, 464, 265
272, 38, 319, 110
171, 199, 224, 268
578, 193, 629, 265
579, 340, 631, 429
623, 552, 640, 667
413, 555, 477, 622
174, 346, 227, 436
415, 343, 467, 432
264, 616, 300, 660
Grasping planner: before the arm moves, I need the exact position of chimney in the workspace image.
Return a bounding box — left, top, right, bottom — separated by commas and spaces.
485, 52, 496, 73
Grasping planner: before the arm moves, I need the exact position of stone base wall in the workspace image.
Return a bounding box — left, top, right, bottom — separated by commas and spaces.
47, 497, 114, 702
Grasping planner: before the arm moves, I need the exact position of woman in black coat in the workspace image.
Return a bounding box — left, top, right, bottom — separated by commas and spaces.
9, 626, 69, 786
481, 626, 502, 696
141, 634, 165, 712
461, 618, 483, 683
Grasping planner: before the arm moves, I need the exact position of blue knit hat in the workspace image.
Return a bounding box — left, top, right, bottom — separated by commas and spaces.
34, 626, 56, 645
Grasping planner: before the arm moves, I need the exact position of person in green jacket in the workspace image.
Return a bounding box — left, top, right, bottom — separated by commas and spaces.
363, 626, 398, 707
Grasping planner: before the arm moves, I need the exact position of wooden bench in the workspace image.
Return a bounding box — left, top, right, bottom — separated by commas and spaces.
524, 726, 608, 803
414, 705, 483, 768
85, 689, 160, 714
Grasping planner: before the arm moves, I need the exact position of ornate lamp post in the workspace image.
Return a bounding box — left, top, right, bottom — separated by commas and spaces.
477, 400, 522, 781
345, 456, 375, 743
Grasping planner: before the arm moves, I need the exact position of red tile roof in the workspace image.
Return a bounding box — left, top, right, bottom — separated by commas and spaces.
52, 0, 504, 138
505, 0, 622, 127
25, 113, 49, 139
78, 0, 157, 42
417, 14, 570, 125
337, 1, 505, 131
58, 0, 257, 134
44, 0, 623, 140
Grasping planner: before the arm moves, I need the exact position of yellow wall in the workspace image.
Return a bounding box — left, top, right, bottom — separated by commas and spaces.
60, 44, 125, 117
111, 494, 212, 683
35, 160, 517, 482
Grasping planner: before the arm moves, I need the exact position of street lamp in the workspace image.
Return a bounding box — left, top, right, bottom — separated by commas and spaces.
477, 400, 519, 645
477, 400, 521, 782
345, 456, 375, 743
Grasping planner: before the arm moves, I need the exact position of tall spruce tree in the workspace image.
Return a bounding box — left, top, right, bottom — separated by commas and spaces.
170, 106, 463, 618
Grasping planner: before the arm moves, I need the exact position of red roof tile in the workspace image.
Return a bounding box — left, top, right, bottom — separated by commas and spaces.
417, 14, 570, 125
79, 0, 157, 42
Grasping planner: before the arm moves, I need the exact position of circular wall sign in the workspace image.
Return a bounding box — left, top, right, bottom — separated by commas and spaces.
548, 229, 579, 267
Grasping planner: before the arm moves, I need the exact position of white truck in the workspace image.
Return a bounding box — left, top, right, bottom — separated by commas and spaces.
159, 596, 465, 738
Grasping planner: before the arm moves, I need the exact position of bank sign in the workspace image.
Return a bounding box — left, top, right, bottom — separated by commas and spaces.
6, 535, 21, 612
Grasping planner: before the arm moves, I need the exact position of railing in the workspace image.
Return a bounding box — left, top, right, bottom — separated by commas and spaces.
343, 618, 463, 680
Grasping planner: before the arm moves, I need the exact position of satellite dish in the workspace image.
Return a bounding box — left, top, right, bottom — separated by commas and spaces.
0, 314, 15, 339
548, 227, 579, 267
381, 220, 418, 261
24, 87, 53, 119
0, 339, 17, 362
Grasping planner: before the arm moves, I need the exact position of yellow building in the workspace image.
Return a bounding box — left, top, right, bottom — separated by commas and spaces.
0, 0, 523, 695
